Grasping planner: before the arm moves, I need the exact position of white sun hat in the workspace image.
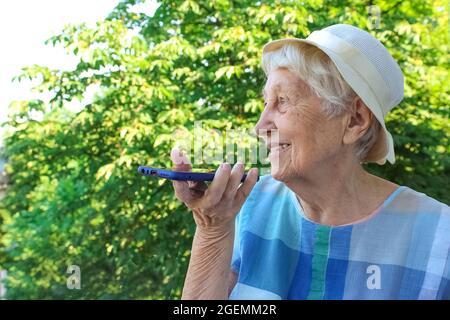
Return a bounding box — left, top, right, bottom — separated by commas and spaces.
262, 24, 404, 165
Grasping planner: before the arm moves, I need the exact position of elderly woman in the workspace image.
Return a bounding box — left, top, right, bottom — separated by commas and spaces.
171, 24, 449, 300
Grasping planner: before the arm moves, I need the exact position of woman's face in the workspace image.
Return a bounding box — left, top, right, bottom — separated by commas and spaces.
255, 67, 348, 182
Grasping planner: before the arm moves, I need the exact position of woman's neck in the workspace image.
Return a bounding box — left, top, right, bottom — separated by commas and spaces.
284, 163, 399, 226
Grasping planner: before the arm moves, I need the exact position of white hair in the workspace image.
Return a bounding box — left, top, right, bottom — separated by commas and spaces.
261, 42, 381, 162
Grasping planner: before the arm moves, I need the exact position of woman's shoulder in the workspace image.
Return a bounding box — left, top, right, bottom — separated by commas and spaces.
243, 174, 294, 209
236, 174, 296, 226
248, 173, 287, 196
391, 186, 450, 217
380, 185, 450, 244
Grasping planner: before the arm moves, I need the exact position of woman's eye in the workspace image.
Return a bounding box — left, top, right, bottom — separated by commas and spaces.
278, 97, 289, 113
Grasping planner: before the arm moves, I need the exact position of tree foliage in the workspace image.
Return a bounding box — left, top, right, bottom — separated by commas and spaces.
0, 0, 448, 299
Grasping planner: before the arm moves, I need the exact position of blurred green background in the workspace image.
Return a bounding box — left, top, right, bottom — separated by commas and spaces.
0, 0, 448, 299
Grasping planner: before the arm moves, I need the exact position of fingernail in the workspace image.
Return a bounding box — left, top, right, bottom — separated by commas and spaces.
233, 162, 243, 171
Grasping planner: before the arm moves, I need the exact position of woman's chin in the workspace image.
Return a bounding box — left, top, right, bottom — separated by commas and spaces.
268, 151, 296, 181
270, 165, 289, 182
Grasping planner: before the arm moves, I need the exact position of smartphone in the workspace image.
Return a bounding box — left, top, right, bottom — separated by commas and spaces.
137, 166, 259, 182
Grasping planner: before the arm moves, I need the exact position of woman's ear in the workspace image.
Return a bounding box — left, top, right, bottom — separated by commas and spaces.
342, 97, 373, 145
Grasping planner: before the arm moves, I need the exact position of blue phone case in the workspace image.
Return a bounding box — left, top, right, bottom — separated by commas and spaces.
137, 166, 258, 182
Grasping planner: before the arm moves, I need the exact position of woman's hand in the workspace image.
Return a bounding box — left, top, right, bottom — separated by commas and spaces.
170, 148, 258, 233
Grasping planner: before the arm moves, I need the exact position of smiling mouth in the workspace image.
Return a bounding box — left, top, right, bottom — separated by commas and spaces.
268, 143, 291, 155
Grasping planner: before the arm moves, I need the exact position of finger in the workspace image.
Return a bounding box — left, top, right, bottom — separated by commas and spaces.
235, 168, 258, 204
202, 163, 231, 207
170, 148, 191, 171
222, 162, 245, 200
170, 148, 195, 203
188, 180, 208, 192
172, 179, 192, 203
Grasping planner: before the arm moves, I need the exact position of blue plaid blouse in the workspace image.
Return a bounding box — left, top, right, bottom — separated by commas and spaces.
229, 175, 450, 300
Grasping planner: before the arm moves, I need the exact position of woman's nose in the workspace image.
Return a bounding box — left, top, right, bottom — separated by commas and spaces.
254, 107, 276, 137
